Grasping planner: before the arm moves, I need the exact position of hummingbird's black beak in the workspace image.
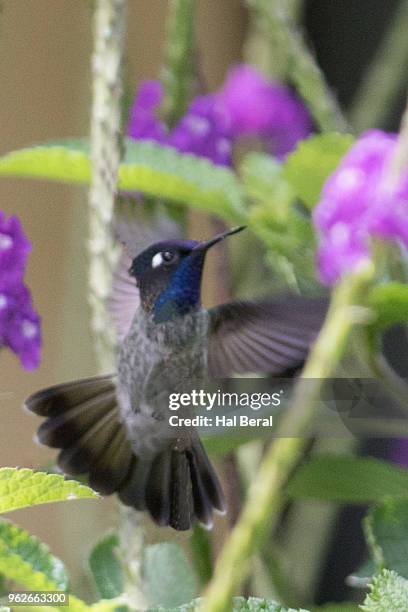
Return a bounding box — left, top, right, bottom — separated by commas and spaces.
192, 225, 246, 253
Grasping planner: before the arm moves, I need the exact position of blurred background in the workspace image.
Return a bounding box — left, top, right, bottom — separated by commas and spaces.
1, 0, 407, 602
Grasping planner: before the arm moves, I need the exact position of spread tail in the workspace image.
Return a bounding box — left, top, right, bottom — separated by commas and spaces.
26, 375, 225, 530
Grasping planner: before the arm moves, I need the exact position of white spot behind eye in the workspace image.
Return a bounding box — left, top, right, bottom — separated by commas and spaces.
152, 252, 164, 268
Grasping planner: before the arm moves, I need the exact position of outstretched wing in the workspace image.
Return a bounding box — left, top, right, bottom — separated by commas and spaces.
207, 296, 328, 377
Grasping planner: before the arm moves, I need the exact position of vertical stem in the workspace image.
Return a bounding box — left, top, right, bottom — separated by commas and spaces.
88, 0, 127, 372
88, 3, 147, 610
387, 92, 408, 187
245, 0, 348, 133
203, 263, 374, 612
118, 506, 148, 611
349, 1, 408, 132
161, 0, 196, 127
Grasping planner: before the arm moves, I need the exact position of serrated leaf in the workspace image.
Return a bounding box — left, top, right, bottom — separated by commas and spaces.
231, 597, 309, 611
368, 283, 408, 332
121, 140, 245, 221
0, 140, 246, 223
0, 468, 99, 513
143, 543, 197, 609
361, 569, 408, 611
283, 133, 354, 209
241, 152, 294, 206
364, 498, 408, 578
0, 141, 90, 184
89, 533, 123, 600
287, 456, 408, 503
147, 597, 310, 611
0, 519, 68, 591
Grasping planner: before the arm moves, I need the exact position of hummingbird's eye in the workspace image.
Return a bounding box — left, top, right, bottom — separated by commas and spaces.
151, 250, 176, 268
162, 251, 174, 262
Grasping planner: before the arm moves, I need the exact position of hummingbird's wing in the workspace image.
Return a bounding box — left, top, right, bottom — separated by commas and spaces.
207, 295, 328, 377
107, 250, 140, 342
26, 374, 133, 495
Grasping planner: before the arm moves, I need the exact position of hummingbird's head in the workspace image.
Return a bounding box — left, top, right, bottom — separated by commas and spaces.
129, 226, 245, 323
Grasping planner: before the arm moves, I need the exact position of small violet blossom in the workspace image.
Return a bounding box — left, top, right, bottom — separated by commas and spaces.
0, 211, 41, 370
219, 64, 311, 159
314, 129, 408, 285
127, 64, 311, 166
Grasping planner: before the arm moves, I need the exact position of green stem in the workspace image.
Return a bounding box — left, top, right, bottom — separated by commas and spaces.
88, 0, 127, 372
245, 0, 348, 133
161, 0, 196, 127
349, 1, 408, 132
202, 262, 374, 612
117, 506, 148, 610
88, 2, 147, 610
386, 91, 408, 187
191, 524, 213, 587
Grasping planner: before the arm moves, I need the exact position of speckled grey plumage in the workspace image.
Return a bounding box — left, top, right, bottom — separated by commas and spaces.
117, 305, 209, 457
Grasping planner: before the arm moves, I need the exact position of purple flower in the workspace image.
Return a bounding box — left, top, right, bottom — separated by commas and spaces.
0, 211, 31, 279
313, 129, 408, 285
0, 213, 41, 370
127, 80, 167, 144
218, 64, 312, 159
127, 64, 311, 166
169, 94, 232, 166
390, 438, 408, 468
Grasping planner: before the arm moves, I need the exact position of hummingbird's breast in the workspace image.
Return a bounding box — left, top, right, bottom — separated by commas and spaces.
116, 307, 209, 455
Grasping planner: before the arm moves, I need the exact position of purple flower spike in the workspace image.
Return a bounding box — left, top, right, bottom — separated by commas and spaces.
0, 212, 41, 370
219, 64, 312, 158
127, 65, 311, 166
313, 129, 408, 285
127, 80, 168, 144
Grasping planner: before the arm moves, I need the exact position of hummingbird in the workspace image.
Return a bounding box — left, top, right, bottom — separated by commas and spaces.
26, 226, 326, 530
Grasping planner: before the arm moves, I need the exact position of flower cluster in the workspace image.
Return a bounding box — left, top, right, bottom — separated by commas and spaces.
314, 129, 408, 285
0, 212, 41, 369
127, 64, 311, 166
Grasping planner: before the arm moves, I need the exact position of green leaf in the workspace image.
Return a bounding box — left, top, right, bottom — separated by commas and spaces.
0, 140, 90, 183
364, 498, 408, 578
0, 140, 246, 223
287, 456, 408, 503
202, 429, 269, 456
241, 152, 317, 288
368, 283, 408, 332
361, 569, 408, 611
311, 605, 360, 612
0, 519, 68, 590
143, 543, 197, 609
283, 133, 354, 209
89, 533, 123, 600
147, 597, 310, 611
241, 152, 294, 207
0, 468, 99, 513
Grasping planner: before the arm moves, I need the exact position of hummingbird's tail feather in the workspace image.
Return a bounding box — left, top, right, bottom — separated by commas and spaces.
168, 450, 194, 531
26, 376, 226, 531
117, 439, 225, 531
187, 438, 226, 519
